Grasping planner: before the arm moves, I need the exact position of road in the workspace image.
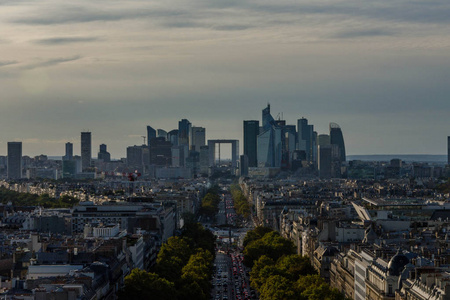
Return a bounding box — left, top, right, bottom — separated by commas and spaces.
210, 187, 257, 300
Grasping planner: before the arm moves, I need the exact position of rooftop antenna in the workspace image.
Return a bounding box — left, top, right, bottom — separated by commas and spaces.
141, 136, 146, 145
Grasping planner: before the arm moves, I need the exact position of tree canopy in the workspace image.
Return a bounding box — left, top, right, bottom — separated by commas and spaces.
118, 269, 176, 300
244, 226, 344, 300
0, 187, 78, 208
230, 184, 251, 218
121, 224, 215, 300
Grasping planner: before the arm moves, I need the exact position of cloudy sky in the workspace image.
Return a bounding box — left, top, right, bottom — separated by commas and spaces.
0, 0, 449, 158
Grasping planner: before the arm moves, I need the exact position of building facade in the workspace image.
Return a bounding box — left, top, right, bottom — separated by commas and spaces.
244, 120, 259, 167
7, 141, 22, 179
81, 132, 91, 171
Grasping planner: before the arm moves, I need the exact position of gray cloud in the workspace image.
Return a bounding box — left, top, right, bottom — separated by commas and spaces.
23, 55, 82, 70
33, 36, 100, 45
1, 0, 450, 157
213, 24, 251, 31
11, 5, 185, 25
331, 29, 396, 39
0, 60, 18, 67
162, 20, 203, 29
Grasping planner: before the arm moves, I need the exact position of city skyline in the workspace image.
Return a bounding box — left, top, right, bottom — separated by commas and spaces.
0, 0, 449, 158
0, 112, 449, 160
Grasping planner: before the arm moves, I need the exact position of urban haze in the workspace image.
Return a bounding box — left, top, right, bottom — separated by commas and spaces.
0, 0, 450, 300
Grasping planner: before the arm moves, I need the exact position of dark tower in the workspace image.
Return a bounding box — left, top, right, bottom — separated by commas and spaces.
81, 132, 91, 171
244, 120, 259, 167
329, 123, 346, 162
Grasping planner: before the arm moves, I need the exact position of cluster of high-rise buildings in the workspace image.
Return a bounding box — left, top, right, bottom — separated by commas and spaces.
2, 106, 449, 181
57, 120, 215, 179
242, 104, 347, 178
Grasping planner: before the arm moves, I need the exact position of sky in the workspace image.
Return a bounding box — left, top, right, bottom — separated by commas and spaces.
0, 0, 449, 159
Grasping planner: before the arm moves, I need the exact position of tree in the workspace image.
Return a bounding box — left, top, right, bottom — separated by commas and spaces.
181, 222, 215, 255
157, 236, 192, 265
293, 274, 346, 300
181, 249, 213, 296
243, 226, 273, 248
200, 192, 220, 217
119, 269, 176, 300
250, 255, 276, 290
259, 275, 296, 300
244, 231, 296, 267
177, 280, 208, 300
155, 236, 192, 281
276, 255, 316, 281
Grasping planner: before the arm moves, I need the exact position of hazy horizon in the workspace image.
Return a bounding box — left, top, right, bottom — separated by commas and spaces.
1, 0, 449, 158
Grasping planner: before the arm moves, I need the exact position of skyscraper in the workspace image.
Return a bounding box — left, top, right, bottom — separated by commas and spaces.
317, 134, 331, 146
7, 142, 22, 179
190, 127, 206, 151
147, 126, 156, 147
329, 123, 346, 162
178, 119, 191, 146
64, 142, 73, 161
157, 129, 168, 140
167, 130, 179, 146
81, 132, 91, 171
127, 145, 144, 171
297, 118, 314, 162
149, 137, 172, 166
98, 144, 111, 162
243, 120, 259, 167
448, 136, 450, 165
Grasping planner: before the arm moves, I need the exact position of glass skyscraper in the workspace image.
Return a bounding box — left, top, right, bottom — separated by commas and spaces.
7, 142, 22, 179
81, 132, 91, 171
447, 136, 450, 165
178, 119, 191, 146
147, 126, 156, 147
243, 120, 259, 167
329, 123, 346, 162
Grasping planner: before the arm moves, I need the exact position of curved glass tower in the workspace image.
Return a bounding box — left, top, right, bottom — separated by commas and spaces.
329, 123, 346, 162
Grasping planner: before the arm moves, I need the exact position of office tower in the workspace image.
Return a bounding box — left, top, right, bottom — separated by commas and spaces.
318, 145, 332, 179
190, 127, 206, 151
284, 125, 296, 167
62, 160, 77, 178
81, 132, 92, 171
330, 123, 346, 162
318, 144, 341, 179
64, 142, 73, 161
178, 119, 191, 146
318, 134, 330, 146
127, 145, 144, 170
0, 156, 6, 176
186, 151, 200, 175
297, 118, 314, 162
257, 105, 283, 168
262, 104, 275, 130
7, 142, 22, 179
171, 146, 184, 167
244, 120, 259, 167
199, 146, 209, 175
312, 130, 318, 163
257, 125, 274, 168
157, 129, 168, 140
168, 130, 179, 146
98, 144, 111, 162
146, 126, 157, 147
448, 136, 450, 165
149, 137, 172, 166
